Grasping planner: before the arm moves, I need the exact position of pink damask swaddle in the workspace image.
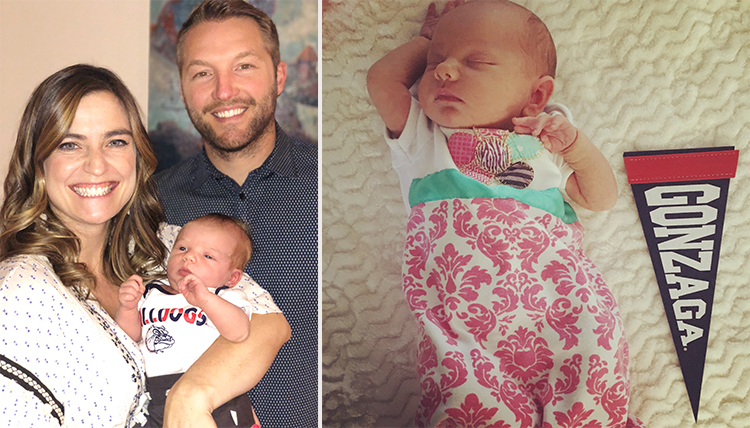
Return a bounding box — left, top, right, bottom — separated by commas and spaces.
403, 197, 644, 428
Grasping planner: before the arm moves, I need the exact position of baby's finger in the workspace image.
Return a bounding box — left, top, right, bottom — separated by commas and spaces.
512, 115, 535, 126
175, 277, 187, 292
443, 0, 462, 15
425, 2, 437, 19
546, 118, 566, 133
513, 124, 532, 134
512, 117, 538, 134
550, 113, 569, 126
179, 274, 198, 291
120, 282, 135, 294
533, 115, 555, 132
126, 275, 143, 289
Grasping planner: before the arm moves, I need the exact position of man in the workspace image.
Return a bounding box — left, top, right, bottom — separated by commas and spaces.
154, 1, 318, 427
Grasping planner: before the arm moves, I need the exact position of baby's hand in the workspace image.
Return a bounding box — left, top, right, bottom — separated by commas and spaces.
420, 0, 464, 40
513, 113, 578, 154
118, 275, 144, 311
177, 274, 211, 308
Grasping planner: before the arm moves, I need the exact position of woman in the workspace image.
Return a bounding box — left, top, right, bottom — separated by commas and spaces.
0, 65, 289, 427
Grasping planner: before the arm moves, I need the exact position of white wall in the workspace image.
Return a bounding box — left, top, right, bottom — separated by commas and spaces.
0, 0, 150, 198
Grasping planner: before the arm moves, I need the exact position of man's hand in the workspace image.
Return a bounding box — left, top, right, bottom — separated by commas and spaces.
162, 380, 217, 428
118, 275, 144, 311
513, 113, 578, 154
420, 0, 464, 40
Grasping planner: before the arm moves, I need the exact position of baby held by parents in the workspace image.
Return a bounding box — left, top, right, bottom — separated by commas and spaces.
0, 64, 288, 428
118, 213, 265, 428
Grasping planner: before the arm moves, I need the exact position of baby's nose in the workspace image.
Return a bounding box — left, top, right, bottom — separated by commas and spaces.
434, 58, 459, 81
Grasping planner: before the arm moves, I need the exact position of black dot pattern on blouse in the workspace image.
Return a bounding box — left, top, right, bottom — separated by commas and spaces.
0, 255, 146, 427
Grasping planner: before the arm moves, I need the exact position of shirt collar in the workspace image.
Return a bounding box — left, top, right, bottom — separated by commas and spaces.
193, 122, 299, 188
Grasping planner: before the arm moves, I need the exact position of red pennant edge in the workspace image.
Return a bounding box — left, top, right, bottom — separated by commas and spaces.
624, 149, 739, 184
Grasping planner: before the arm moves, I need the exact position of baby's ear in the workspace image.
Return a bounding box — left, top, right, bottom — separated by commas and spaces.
227, 269, 243, 287
522, 75, 555, 117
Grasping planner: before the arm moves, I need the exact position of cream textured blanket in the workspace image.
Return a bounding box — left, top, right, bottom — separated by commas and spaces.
322, 1, 750, 426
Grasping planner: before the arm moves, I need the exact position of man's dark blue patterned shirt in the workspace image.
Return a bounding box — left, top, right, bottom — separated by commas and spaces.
154, 123, 318, 428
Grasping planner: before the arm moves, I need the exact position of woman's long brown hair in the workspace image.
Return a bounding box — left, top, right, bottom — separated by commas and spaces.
0, 64, 167, 297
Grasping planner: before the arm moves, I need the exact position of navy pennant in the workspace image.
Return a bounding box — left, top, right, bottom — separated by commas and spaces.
623, 147, 739, 421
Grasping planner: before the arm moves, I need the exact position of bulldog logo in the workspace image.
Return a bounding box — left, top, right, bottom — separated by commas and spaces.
145, 325, 175, 354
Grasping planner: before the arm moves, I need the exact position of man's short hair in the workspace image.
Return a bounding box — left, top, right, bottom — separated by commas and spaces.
176, 0, 281, 73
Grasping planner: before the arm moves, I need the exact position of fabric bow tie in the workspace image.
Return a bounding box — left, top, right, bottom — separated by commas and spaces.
446, 129, 543, 189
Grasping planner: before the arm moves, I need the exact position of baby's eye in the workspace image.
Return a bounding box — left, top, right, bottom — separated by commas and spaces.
177, 246, 187, 252
465, 61, 495, 71
203, 254, 213, 260
467, 59, 494, 66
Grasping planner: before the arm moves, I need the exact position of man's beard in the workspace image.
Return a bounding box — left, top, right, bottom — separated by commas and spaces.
185, 83, 277, 159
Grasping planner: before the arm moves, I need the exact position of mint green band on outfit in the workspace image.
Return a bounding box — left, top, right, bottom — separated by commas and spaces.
409, 169, 579, 224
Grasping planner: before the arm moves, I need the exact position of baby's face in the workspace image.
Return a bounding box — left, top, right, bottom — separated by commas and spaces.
167, 221, 240, 290
418, 2, 539, 130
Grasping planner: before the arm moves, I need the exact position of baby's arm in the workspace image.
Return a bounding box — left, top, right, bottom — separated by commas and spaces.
513, 114, 618, 211
178, 274, 251, 343
366, 1, 463, 138
115, 275, 145, 342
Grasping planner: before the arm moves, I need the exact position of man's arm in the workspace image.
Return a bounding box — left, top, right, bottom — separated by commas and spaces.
162, 312, 290, 428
